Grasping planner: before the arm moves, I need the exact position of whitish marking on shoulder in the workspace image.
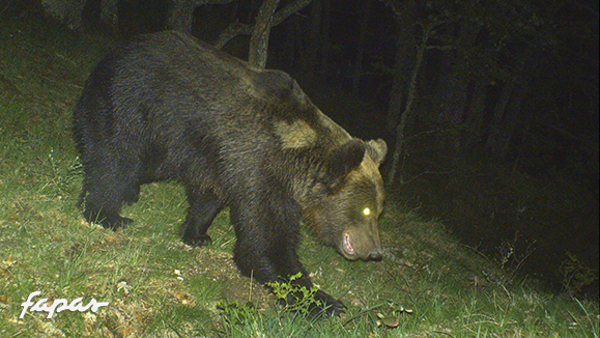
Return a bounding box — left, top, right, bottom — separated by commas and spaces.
274, 120, 317, 149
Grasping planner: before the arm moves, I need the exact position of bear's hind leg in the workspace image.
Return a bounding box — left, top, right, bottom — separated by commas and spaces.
81, 184, 133, 230
80, 156, 141, 230
182, 189, 223, 247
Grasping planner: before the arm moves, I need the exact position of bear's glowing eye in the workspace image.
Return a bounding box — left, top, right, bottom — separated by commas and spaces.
362, 207, 371, 216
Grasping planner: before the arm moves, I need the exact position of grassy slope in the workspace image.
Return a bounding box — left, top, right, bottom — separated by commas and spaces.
0, 16, 597, 338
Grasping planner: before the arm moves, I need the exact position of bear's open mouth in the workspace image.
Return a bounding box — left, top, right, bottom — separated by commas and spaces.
343, 232, 355, 256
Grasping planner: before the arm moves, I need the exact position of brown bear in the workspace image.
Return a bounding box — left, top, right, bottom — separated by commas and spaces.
72, 30, 387, 316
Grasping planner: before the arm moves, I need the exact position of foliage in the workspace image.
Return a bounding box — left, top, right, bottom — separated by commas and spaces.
266, 272, 323, 315
561, 252, 599, 297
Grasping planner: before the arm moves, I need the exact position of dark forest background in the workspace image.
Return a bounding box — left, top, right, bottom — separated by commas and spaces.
3, 0, 598, 297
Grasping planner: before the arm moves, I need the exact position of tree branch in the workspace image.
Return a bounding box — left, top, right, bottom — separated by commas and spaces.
214, 0, 313, 49
214, 21, 251, 49
248, 0, 281, 68
168, 0, 236, 33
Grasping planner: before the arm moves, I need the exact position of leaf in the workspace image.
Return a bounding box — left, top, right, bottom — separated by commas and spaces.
382, 316, 400, 328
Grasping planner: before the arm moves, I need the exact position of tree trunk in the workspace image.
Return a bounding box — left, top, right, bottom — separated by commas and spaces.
351, 0, 372, 92
248, 0, 281, 68
485, 49, 534, 159
385, 3, 417, 133
387, 23, 433, 186
485, 81, 513, 158
486, 82, 528, 159
385, 32, 406, 133
434, 20, 481, 163
461, 79, 488, 154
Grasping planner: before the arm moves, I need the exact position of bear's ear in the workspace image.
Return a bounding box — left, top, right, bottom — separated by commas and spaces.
324, 139, 366, 188
365, 139, 387, 167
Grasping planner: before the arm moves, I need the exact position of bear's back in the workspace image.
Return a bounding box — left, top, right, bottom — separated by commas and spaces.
105, 31, 350, 147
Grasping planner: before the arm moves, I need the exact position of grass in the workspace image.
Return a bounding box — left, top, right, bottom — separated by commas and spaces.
1, 14, 598, 337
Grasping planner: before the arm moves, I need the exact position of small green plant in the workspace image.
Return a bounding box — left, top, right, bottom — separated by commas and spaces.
266, 272, 323, 315
561, 251, 598, 296
495, 231, 536, 284
43, 149, 82, 197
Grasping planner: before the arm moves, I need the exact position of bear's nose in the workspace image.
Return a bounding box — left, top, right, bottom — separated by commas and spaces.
367, 251, 383, 261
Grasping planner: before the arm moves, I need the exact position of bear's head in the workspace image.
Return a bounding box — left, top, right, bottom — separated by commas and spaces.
302, 138, 387, 261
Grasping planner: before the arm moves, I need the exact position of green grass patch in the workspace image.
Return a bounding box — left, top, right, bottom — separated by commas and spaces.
0, 14, 598, 338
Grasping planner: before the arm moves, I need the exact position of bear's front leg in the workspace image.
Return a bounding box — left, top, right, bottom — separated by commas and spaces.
229, 196, 345, 316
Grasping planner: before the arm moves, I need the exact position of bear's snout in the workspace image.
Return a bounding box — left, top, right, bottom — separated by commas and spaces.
341, 228, 382, 261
